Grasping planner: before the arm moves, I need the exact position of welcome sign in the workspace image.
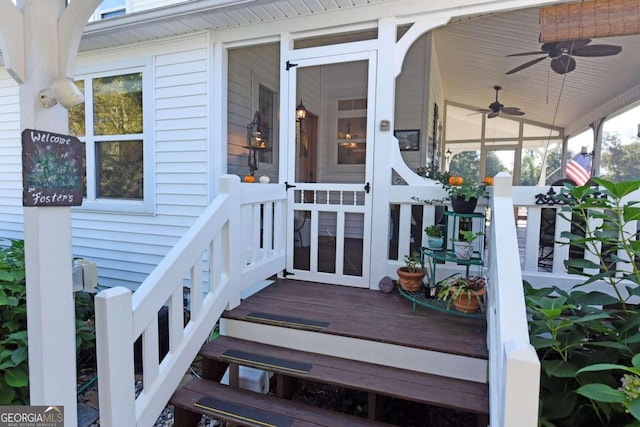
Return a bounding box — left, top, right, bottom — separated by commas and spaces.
22, 129, 84, 207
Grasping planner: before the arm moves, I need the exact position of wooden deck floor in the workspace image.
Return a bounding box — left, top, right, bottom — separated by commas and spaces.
224, 278, 488, 360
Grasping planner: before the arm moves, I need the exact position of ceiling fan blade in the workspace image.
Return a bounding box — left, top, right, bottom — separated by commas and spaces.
506, 56, 547, 75
487, 111, 499, 119
501, 107, 525, 116
555, 39, 591, 51
571, 44, 622, 57
551, 56, 576, 74
506, 51, 546, 57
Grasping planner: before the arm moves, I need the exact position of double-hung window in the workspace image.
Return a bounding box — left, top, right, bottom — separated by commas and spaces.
69, 62, 153, 213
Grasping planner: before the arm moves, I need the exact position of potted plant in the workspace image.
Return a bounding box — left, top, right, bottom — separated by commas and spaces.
413, 166, 489, 214
424, 225, 444, 249
437, 275, 486, 313
453, 230, 483, 260
396, 251, 425, 292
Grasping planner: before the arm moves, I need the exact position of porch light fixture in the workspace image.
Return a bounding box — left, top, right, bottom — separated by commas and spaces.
39, 78, 84, 109
246, 111, 270, 174
296, 99, 307, 122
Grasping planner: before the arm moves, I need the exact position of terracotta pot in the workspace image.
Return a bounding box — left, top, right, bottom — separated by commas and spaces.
451, 286, 486, 313
396, 267, 424, 292
451, 196, 478, 214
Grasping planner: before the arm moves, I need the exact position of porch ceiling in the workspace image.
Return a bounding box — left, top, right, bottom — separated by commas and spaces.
434, 7, 640, 134
1, 2, 638, 134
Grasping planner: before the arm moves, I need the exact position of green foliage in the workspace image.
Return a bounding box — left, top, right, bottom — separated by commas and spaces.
437, 275, 486, 308
403, 252, 422, 273
0, 240, 96, 405
458, 230, 483, 243
527, 178, 640, 426
413, 165, 489, 205
0, 240, 28, 404
557, 177, 640, 310
424, 225, 443, 237
600, 132, 640, 183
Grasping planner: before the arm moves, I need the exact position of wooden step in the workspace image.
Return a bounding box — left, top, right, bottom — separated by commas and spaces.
199, 335, 489, 416
170, 378, 392, 427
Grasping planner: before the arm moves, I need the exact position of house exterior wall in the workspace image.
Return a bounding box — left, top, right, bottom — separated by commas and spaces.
0, 69, 21, 242
0, 32, 211, 290
0, 0, 561, 290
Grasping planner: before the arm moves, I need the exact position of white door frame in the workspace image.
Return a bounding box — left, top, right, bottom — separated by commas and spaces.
284, 48, 377, 287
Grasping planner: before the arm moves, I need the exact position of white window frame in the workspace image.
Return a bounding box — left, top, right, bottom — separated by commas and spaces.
73, 59, 155, 214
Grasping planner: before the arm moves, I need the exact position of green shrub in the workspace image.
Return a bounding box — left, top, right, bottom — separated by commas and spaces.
0, 239, 96, 404
527, 178, 640, 426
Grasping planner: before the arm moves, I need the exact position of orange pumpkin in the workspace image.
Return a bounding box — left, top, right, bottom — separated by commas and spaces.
483, 176, 494, 186
448, 175, 464, 186
243, 175, 256, 183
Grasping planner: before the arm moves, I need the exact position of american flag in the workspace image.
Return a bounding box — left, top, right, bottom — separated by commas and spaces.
566, 153, 592, 186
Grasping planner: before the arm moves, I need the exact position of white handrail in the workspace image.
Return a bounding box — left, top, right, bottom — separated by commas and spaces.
95, 175, 286, 426
488, 173, 540, 427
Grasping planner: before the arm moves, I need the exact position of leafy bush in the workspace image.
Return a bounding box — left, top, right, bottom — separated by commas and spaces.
526, 178, 640, 426
0, 239, 96, 404
0, 240, 28, 404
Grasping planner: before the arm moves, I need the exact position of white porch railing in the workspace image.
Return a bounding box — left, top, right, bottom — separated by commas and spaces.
487, 173, 540, 427
94, 175, 286, 426
386, 174, 540, 426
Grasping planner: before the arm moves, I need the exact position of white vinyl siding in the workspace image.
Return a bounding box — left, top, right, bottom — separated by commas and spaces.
0, 33, 211, 290
395, 33, 430, 172
72, 34, 210, 290
0, 69, 22, 243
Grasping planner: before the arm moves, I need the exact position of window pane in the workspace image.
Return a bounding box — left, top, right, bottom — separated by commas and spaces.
68, 80, 85, 137
485, 116, 520, 139
523, 123, 560, 138
338, 142, 366, 164
93, 73, 143, 136
601, 106, 640, 182
520, 140, 563, 185
96, 140, 143, 199
449, 149, 480, 182
445, 105, 482, 141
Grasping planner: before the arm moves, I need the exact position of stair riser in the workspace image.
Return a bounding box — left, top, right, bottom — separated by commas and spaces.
220, 318, 488, 383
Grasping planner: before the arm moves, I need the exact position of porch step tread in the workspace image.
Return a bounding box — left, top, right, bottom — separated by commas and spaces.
222, 280, 488, 359
244, 311, 330, 331
171, 378, 392, 427
201, 335, 489, 415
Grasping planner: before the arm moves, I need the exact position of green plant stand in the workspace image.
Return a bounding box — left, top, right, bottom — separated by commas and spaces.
397, 210, 486, 318
397, 285, 485, 319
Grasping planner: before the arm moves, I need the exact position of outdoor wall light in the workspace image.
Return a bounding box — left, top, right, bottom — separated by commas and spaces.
39, 78, 84, 109
246, 111, 270, 174
296, 99, 307, 122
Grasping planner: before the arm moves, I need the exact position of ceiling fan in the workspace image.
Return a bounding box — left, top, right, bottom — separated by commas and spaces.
476, 85, 524, 118
506, 39, 622, 75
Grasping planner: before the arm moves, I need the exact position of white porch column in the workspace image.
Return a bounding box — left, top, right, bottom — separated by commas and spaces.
368, 18, 398, 290
19, 2, 78, 424
0, 2, 102, 424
